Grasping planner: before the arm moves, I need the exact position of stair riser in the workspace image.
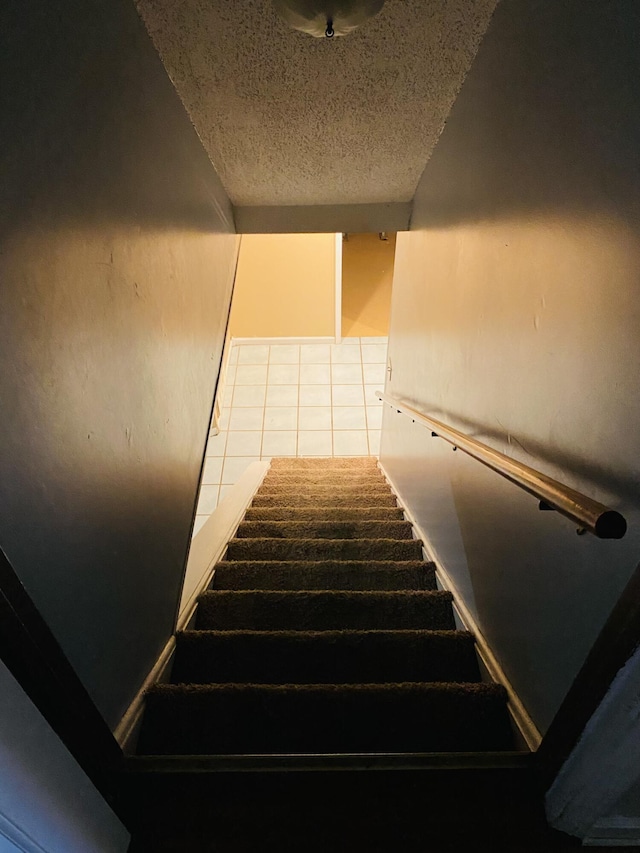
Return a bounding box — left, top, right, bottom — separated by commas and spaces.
235, 521, 414, 540
121, 768, 549, 851
196, 591, 455, 631
269, 459, 379, 470
258, 485, 391, 493
139, 684, 513, 755
225, 538, 423, 562
244, 507, 405, 522
263, 472, 386, 483
172, 632, 480, 684
251, 494, 399, 507
212, 561, 436, 591
261, 480, 387, 490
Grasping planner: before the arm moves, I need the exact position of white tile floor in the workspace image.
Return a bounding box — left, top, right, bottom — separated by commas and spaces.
192, 336, 388, 535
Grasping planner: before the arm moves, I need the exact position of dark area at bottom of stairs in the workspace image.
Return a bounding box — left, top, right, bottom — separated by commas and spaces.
120, 768, 583, 852
129, 458, 585, 850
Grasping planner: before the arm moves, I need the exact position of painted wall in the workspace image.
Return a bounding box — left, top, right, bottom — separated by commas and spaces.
0, 660, 129, 852
381, 0, 640, 733
235, 203, 411, 234
0, 0, 238, 727
342, 233, 396, 337
229, 234, 335, 337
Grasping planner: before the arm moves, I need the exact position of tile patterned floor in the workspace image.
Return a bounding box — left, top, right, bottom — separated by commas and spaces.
193, 336, 388, 535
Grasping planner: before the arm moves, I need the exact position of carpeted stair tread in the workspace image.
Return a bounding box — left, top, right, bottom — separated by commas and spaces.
172, 629, 480, 685
243, 506, 406, 522
196, 589, 455, 631
269, 457, 378, 470
138, 681, 513, 755
226, 537, 423, 562
251, 492, 399, 507
235, 520, 415, 540
257, 483, 391, 494
212, 560, 436, 590
264, 467, 385, 478
262, 474, 386, 488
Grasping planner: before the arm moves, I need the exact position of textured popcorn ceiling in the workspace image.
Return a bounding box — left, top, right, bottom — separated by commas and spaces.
136, 0, 498, 207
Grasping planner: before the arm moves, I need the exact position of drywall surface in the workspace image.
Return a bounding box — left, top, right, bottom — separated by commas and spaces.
380, 0, 640, 732
546, 644, 640, 839
0, 0, 238, 727
0, 659, 129, 852
342, 233, 396, 336
235, 203, 411, 234
229, 234, 335, 337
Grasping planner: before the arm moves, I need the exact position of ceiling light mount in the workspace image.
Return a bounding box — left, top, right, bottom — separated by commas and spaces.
273, 1, 385, 39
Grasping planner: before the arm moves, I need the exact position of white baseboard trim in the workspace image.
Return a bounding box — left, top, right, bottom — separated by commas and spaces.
178, 461, 270, 629
377, 461, 542, 753
114, 461, 270, 751
230, 336, 335, 346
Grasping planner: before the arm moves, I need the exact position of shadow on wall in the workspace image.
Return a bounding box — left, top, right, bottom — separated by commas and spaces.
411, 1, 640, 230
381, 0, 640, 734
0, 0, 238, 728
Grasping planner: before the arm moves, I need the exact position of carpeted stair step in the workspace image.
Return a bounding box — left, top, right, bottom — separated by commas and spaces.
257, 481, 390, 493
138, 681, 513, 755
235, 520, 414, 540
269, 457, 379, 470
255, 488, 392, 503
262, 472, 386, 486
226, 537, 422, 562
212, 560, 436, 590
138, 455, 517, 772
251, 492, 399, 507
243, 506, 406, 522
171, 629, 480, 685
196, 590, 455, 631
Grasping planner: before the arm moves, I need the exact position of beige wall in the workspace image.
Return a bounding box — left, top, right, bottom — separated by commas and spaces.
380, 0, 640, 734
1, 0, 238, 728
229, 233, 336, 337
342, 232, 396, 336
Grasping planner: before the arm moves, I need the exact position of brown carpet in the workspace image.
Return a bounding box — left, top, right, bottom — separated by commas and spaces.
139, 457, 513, 757
212, 560, 435, 590
244, 505, 405, 521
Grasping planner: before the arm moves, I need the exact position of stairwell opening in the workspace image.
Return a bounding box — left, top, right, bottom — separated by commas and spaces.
193, 231, 392, 535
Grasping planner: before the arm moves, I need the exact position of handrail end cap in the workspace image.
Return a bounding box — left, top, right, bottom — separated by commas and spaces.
594, 510, 627, 539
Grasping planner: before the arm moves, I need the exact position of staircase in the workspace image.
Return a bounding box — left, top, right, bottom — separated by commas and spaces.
123, 457, 574, 851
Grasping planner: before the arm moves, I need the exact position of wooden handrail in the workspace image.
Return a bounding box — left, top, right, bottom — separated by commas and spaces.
376, 391, 626, 539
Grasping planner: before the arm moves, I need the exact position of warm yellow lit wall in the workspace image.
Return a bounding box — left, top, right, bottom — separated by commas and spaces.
229, 234, 336, 337
342, 233, 396, 337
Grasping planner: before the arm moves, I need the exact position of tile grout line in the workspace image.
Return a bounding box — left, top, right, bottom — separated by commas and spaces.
198, 338, 388, 524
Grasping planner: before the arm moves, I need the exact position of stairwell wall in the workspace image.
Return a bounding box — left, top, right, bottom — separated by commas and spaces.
381, 0, 640, 733
228, 233, 336, 338
0, 660, 129, 852
0, 0, 238, 727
